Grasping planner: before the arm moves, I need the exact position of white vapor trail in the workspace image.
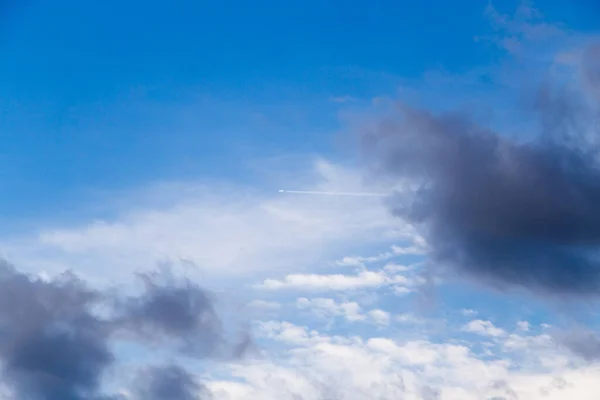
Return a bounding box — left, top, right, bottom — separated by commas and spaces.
278, 189, 388, 197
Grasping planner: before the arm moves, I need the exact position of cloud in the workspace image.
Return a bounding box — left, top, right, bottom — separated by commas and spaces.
395, 313, 426, 325
420, 385, 440, 400
0, 159, 404, 285
460, 309, 478, 317
556, 329, 600, 362
0, 260, 114, 400
114, 268, 225, 358
367, 309, 391, 326
257, 266, 418, 293
204, 312, 600, 399
295, 297, 391, 326
516, 321, 530, 332
485, 380, 519, 400
258, 271, 389, 291
361, 41, 600, 296
0, 259, 248, 399
333, 241, 425, 269
132, 364, 211, 400
478, 2, 565, 54
462, 320, 506, 338
212, 318, 600, 400
296, 297, 365, 322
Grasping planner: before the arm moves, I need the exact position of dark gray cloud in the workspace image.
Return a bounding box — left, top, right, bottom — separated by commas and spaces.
362, 43, 600, 297
0, 261, 241, 399
133, 364, 211, 400
115, 270, 223, 357
0, 260, 113, 400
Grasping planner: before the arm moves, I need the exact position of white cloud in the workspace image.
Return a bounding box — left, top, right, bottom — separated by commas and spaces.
256, 264, 420, 294
462, 320, 506, 338
297, 297, 365, 322
392, 286, 413, 296
206, 319, 600, 400
0, 159, 411, 284
367, 309, 391, 326
517, 321, 530, 332
258, 270, 389, 291
295, 298, 392, 327
391, 237, 427, 255
502, 332, 554, 352
382, 262, 413, 273
333, 241, 424, 269
334, 252, 390, 268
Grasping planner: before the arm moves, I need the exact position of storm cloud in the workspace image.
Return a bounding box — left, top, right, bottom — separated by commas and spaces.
0, 261, 238, 399
362, 44, 600, 296
0, 261, 113, 400
115, 269, 223, 357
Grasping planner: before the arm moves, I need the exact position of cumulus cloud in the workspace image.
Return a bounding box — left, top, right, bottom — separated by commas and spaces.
211, 318, 600, 400
361, 41, 600, 297
296, 298, 365, 322
462, 320, 506, 338
257, 265, 418, 293
258, 270, 389, 291
367, 309, 391, 326
295, 297, 391, 327
516, 321, 530, 332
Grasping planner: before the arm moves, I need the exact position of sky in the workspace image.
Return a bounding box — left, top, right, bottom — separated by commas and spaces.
1, 0, 600, 399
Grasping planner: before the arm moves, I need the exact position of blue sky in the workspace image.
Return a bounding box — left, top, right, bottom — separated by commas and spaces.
1, 1, 600, 399
4, 0, 594, 219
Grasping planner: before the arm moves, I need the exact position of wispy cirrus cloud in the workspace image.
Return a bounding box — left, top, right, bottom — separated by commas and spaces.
0, 159, 409, 286
477, 1, 566, 54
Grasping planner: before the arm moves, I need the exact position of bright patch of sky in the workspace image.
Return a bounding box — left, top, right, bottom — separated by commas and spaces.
1, 0, 600, 398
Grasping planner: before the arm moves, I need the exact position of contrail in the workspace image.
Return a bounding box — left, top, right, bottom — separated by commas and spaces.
278, 189, 388, 197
